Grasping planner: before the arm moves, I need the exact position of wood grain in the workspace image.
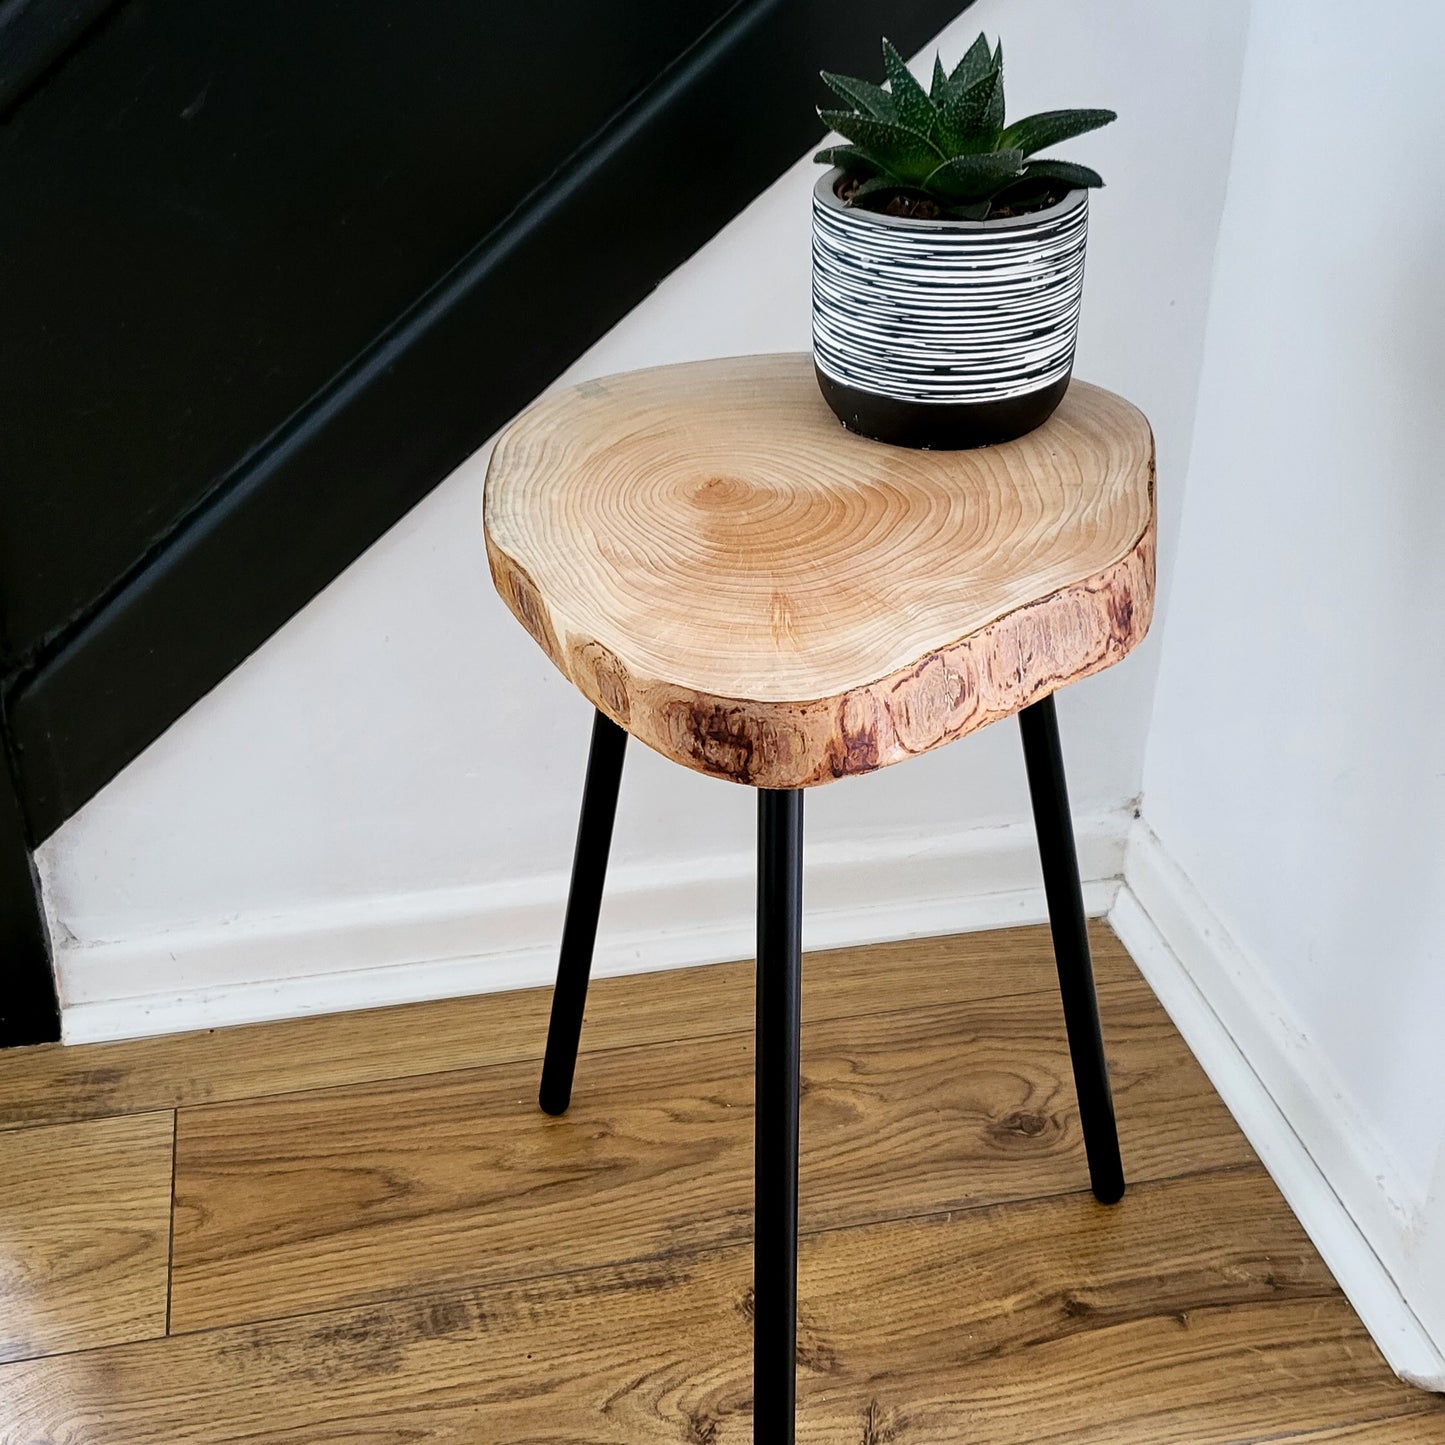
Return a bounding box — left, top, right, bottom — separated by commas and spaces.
0, 923, 1132, 1132
0, 925, 1432, 1440
168, 977, 1252, 1333
484, 354, 1156, 788
0, 1112, 173, 1363
7, 1170, 1440, 1443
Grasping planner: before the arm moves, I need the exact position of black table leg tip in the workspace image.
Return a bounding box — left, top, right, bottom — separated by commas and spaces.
1092, 1175, 1126, 1206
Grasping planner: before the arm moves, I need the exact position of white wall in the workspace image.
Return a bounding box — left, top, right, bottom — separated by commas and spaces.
36, 0, 1251, 1037
1139, 0, 1445, 1359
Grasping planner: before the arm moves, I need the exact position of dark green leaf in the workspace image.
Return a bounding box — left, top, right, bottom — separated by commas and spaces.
984, 41, 1005, 132
814, 145, 880, 177
930, 54, 949, 104
881, 38, 936, 137
1021, 158, 1105, 189
937, 69, 1000, 152
818, 109, 942, 184
1001, 108, 1117, 156
947, 33, 994, 92
820, 70, 896, 120
990, 177, 1057, 209
947, 199, 993, 221
925, 147, 1025, 202
851, 176, 901, 202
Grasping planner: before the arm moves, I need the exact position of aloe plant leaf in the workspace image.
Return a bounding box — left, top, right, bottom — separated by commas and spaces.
947, 33, 993, 91
937, 69, 1000, 151
814, 144, 881, 176
1020, 158, 1105, 189
984, 41, 1005, 132
850, 176, 904, 202
818, 109, 943, 183
820, 70, 896, 120
930, 54, 949, 104
1001, 108, 1116, 156
925, 147, 1025, 201
990, 176, 1056, 208
881, 38, 936, 137
815, 30, 1112, 212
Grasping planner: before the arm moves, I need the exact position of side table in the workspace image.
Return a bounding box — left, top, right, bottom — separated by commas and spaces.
483, 352, 1155, 1441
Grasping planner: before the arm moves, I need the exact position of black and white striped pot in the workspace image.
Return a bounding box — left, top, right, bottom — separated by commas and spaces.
812, 170, 1089, 449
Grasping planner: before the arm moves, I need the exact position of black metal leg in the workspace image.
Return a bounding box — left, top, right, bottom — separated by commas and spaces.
754, 789, 803, 1443
1018, 693, 1126, 1205
538, 709, 627, 1116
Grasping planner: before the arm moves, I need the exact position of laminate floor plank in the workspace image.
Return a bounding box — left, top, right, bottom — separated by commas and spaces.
6, 1170, 1439, 1444
0, 923, 1130, 1131
169, 977, 1250, 1333
0, 1112, 174, 1363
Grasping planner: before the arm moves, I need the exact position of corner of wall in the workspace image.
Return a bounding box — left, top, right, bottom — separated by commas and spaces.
1111, 815, 1445, 1391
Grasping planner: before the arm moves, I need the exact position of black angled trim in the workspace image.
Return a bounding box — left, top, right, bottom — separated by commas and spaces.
0, 0, 976, 1044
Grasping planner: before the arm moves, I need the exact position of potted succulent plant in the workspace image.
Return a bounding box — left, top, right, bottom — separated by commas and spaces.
813, 34, 1115, 448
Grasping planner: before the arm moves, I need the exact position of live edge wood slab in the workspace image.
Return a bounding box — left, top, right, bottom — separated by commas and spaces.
484, 353, 1155, 790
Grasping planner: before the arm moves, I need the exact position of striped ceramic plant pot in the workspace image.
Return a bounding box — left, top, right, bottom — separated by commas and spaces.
812, 170, 1089, 449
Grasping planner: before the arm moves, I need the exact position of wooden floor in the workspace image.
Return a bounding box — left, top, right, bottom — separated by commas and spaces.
1, 924, 1441, 1443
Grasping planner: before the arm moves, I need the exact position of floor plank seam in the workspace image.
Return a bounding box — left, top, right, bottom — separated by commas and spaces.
164, 1108, 179, 1336
1239, 1407, 1445, 1445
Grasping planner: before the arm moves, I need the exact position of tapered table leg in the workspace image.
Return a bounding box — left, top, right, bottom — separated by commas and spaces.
1019, 693, 1125, 1204
754, 788, 803, 1442
538, 709, 627, 1116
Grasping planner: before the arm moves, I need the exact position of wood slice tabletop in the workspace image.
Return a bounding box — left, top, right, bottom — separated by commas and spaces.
484, 353, 1154, 789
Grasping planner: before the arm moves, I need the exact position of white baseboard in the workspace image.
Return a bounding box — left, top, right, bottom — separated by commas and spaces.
57, 810, 1128, 1045
1111, 821, 1445, 1391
